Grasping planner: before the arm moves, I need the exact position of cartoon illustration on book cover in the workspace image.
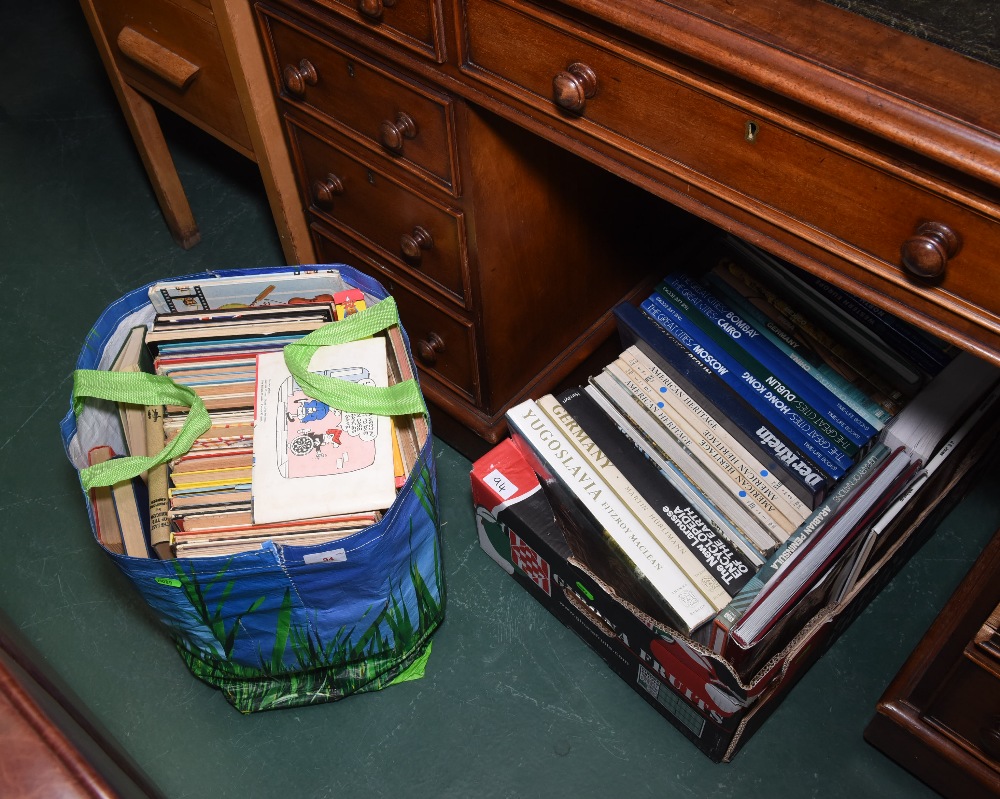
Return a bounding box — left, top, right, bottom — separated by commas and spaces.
275, 367, 378, 479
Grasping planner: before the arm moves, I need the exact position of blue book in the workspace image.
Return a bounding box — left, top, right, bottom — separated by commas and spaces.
649, 287, 866, 456
662, 272, 880, 440
702, 268, 896, 429
614, 302, 837, 499
641, 294, 856, 476
786, 265, 954, 376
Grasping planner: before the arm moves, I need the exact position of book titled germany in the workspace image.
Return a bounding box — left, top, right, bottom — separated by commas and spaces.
506, 399, 716, 634
545, 389, 757, 600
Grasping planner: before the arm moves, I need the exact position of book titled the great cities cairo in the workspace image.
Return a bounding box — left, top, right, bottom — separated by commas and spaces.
252, 338, 397, 525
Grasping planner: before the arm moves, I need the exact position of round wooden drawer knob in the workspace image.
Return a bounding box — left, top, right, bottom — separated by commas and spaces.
379, 112, 417, 153
552, 62, 597, 114
283, 59, 318, 97
312, 174, 344, 207
400, 226, 433, 263
900, 221, 960, 279
981, 717, 1000, 760
358, 0, 396, 20
416, 332, 446, 366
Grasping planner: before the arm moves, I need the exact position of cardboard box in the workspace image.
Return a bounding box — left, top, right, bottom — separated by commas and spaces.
471, 426, 995, 761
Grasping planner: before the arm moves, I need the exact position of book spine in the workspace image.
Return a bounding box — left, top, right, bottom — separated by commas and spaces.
144, 405, 172, 559
663, 273, 880, 440
590, 370, 785, 553
702, 270, 896, 427
615, 302, 836, 495
537, 396, 731, 610
506, 400, 715, 633
619, 347, 811, 518
714, 257, 920, 400
649, 288, 864, 456
791, 268, 952, 375
709, 442, 892, 653
725, 240, 924, 394
581, 384, 766, 569
547, 390, 756, 597
606, 360, 806, 532
640, 297, 855, 477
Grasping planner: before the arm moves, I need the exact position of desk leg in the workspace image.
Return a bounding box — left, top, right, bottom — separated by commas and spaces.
78, 0, 201, 249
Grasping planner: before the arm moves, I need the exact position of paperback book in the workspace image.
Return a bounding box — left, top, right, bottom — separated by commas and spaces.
251, 337, 397, 525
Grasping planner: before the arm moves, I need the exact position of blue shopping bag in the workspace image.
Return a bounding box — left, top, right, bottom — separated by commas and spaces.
61, 265, 445, 712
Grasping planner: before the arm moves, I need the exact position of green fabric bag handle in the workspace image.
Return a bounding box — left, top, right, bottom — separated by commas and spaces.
74, 296, 424, 490
73, 370, 211, 490
283, 297, 426, 417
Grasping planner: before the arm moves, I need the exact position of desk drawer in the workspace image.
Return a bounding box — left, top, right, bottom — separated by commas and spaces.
92, 0, 250, 152
312, 224, 480, 402
260, 7, 457, 191
288, 119, 469, 306
304, 0, 444, 61
927, 655, 1000, 765
461, 0, 1000, 336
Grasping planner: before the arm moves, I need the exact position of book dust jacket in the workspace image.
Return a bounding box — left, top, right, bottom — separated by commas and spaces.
252, 338, 396, 524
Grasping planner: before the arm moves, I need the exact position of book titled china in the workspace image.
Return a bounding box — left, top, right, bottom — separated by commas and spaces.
251, 337, 397, 525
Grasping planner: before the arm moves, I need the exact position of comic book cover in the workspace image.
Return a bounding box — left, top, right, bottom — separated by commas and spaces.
251, 338, 396, 524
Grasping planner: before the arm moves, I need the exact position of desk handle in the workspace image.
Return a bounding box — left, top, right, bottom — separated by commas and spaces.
117, 27, 200, 90
553, 62, 597, 114
359, 0, 397, 20
400, 226, 434, 264
379, 112, 418, 153
312, 174, 344, 208
900, 221, 960, 279
416, 332, 446, 366
283, 59, 318, 97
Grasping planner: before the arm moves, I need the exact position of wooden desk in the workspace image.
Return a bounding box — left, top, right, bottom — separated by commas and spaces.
865, 527, 1000, 798
244, 0, 1000, 445
79, 0, 315, 262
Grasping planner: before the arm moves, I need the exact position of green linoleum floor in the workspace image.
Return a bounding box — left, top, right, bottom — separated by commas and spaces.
1, 3, 993, 796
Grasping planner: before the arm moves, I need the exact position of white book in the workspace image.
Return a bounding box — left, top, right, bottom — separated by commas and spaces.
605, 360, 802, 534
620, 345, 810, 518
251, 338, 397, 525
506, 399, 715, 634
592, 369, 789, 548
614, 354, 809, 526
584, 381, 776, 560
881, 351, 1000, 463
536, 393, 731, 611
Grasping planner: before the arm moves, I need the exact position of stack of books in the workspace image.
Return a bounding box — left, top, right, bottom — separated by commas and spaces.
505, 237, 1000, 668
88, 272, 425, 560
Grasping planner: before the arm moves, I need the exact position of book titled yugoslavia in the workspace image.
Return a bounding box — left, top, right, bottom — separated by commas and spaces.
251, 338, 397, 525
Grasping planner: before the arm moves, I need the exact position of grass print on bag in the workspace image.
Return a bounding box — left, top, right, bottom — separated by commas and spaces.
61, 265, 445, 713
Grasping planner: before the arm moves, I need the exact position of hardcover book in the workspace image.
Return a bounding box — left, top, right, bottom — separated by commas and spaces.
607, 359, 808, 531
619, 347, 810, 517
251, 337, 397, 525
642, 293, 858, 470
615, 302, 837, 496
548, 389, 756, 598
585, 375, 781, 558
506, 399, 716, 634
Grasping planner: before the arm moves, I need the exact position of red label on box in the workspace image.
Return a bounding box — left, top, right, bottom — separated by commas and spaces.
510, 532, 551, 596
